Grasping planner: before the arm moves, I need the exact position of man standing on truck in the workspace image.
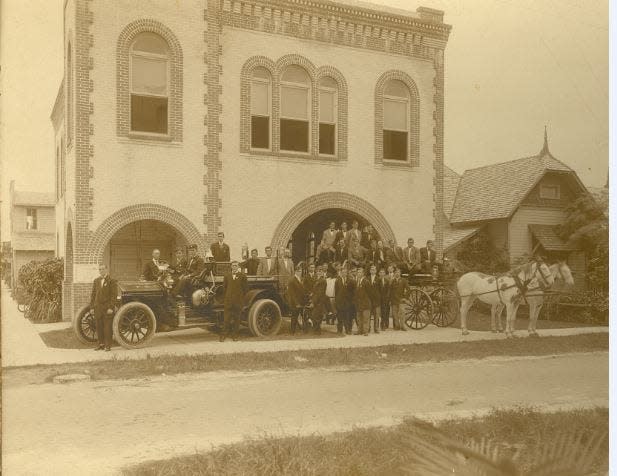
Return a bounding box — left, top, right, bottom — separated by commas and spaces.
221, 260, 248, 342
90, 263, 117, 351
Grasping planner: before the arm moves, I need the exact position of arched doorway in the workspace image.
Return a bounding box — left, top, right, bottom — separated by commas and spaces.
102, 220, 188, 281
290, 209, 374, 264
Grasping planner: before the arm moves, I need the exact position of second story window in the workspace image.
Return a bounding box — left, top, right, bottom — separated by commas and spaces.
383, 80, 410, 161
130, 32, 169, 135
319, 77, 337, 156
251, 67, 271, 149
280, 65, 310, 153
540, 184, 560, 200
26, 208, 37, 230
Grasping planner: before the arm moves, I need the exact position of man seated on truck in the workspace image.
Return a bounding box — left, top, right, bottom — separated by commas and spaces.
172, 244, 205, 299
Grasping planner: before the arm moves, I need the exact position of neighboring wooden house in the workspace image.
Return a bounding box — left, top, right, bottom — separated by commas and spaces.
9, 181, 56, 288
443, 131, 589, 289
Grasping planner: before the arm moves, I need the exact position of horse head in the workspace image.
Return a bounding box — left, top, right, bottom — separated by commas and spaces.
552, 260, 575, 286
531, 260, 555, 290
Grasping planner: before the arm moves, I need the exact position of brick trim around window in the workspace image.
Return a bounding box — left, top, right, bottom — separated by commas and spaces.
374, 70, 420, 167
116, 19, 183, 142
240, 54, 348, 161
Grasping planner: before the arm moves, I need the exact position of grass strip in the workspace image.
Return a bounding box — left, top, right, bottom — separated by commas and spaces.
123, 407, 608, 476
4, 332, 607, 386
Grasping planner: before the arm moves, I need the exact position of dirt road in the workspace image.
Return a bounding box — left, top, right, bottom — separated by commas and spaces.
3, 352, 607, 475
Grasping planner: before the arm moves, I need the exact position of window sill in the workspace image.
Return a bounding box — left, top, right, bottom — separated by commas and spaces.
128, 132, 173, 142
241, 151, 346, 165
377, 159, 417, 169
119, 133, 181, 147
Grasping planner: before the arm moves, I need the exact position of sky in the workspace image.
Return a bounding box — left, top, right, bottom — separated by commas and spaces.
0, 0, 609, 240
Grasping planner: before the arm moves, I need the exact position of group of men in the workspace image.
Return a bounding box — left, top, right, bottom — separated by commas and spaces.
315, 221, 438, 275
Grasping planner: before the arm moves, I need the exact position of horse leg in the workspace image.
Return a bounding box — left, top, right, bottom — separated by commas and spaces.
460, 296, 475, 335
496, 303, 504, 332
529, 303, 542, 337
490, 305, 497, 332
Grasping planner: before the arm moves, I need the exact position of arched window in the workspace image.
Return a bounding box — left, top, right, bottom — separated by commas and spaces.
383, 80, 409, 161
280, 65, 310, 153
66, 43, 73, 145
250, 67, 271, 150
130, 32, 170, 134
319, 77, 337, 156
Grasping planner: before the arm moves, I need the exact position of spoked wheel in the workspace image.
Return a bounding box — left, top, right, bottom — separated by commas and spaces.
248, 299, 282, 337
402, 288, 433, 330
430, 288, 459, 327
113, 302, 157, 349
73, 305, 98, 345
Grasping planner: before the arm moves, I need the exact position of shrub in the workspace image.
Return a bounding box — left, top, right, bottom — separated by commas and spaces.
455, 231, 509, 274
18, 258, 64, 322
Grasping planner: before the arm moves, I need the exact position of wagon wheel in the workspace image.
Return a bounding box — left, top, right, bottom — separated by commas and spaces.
430, 287, 459, 327
113, 302, 157, 349
402, 288, 433, 330
248, 299, 282, 337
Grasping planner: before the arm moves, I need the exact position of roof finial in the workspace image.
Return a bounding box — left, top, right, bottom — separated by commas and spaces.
540, 125, 550, 156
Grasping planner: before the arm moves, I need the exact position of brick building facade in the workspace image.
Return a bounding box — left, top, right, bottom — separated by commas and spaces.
52, 0, 451, 320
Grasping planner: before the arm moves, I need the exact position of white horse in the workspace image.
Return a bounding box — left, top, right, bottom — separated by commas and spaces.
490, 261, 574, 336
457, 260, 555, 337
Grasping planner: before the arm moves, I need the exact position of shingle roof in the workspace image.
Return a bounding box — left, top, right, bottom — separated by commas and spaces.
443, 223, 482, 252
11, 233, 55, 251
443, 166, 461, 219
449, 152, 577, 224
528, 224, 579, 251
13, 190, 55, 207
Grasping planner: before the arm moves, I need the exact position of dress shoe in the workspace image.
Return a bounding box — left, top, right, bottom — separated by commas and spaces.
232, 336, 238, 342
105, 347, 111, 352
94, 345, 104, 351
219, 335, 225, 342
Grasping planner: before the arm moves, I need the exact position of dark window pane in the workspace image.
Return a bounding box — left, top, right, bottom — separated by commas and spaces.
251, 116, 270, 149
383, 130, 407, 161
131, 95, 168, 134
319, 123, 335, 155
280, 119, 309, 152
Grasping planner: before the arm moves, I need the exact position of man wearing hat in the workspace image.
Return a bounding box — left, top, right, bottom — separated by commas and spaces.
173, 244, 205, 298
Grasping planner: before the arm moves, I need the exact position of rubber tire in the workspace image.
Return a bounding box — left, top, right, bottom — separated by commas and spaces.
113, 302, 157, 349
248, 299, 282, 337
73, 305, 98, 345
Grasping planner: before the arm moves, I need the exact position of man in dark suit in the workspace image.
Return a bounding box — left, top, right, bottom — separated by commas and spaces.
210, 232, 231, 262
285, 264, 306, 335
390, 267, 409, 330
377, 267, 391, 330
354, 267, 372, 336
366, 264, 381, 333
257, 246, 278, 276
310, 266, 328, 335
303, 262, 317, 292
90, 263, 117, 351
169, 247, 187, 278
403, 238, 420, 274
173, 244, 205, 298
240, 248, 260, 275
336, 221, 351, 246
386, 239, 404, 267
334, 238, 349, 264
420, 240, 437, 273
335, 266, 355, 335
142, 249, 163, 281
221, 261, 248, 342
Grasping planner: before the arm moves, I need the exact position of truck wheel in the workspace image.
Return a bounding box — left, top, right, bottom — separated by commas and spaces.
248, 299, 282, 337
73, 305, 98, 345
113, 302, 157, 349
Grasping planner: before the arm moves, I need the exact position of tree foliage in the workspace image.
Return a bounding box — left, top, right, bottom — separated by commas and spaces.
455, 230, 510, 274
557, 193, 608, 291
18, 258, 64, 322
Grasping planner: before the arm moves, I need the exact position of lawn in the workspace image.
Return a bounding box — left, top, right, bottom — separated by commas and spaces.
5, 332, 607, 386
123, 407, 608, 476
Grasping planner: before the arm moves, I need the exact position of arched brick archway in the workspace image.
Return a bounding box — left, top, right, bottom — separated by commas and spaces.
270, 192, 396, 251
84, 204, 205, 264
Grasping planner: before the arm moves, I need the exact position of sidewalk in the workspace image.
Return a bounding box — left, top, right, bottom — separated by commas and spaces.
1, 285, 608, 368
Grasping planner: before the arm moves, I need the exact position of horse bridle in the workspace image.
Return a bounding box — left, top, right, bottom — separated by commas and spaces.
532, 259, 552, 290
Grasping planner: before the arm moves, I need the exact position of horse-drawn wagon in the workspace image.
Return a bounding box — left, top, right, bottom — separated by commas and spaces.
399, 271, 461, 330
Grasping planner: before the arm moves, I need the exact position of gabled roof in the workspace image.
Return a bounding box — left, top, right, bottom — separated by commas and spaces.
13, 190, 55, 207
443, 223, 482, 252
449, 151, 584, 224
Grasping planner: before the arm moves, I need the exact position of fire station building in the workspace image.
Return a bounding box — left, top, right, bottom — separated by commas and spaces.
52, 0, 451, 320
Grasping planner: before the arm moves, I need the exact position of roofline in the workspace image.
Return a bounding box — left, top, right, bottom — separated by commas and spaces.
51, 79, 65, 128
443, 224, 484, 252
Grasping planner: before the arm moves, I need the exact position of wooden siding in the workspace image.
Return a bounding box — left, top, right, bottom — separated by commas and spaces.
521, 173, 575, 208
487, 219, 508, 250
508, 207, 567, 260
11, 206, 56, 234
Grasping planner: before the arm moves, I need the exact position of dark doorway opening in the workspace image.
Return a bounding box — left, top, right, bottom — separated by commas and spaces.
289, 208, 376, 265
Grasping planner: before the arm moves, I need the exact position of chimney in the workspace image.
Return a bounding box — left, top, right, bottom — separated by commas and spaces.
416, 7, 444, 24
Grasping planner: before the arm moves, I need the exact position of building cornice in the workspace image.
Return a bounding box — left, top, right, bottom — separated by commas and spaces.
219, 0, 450, 61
